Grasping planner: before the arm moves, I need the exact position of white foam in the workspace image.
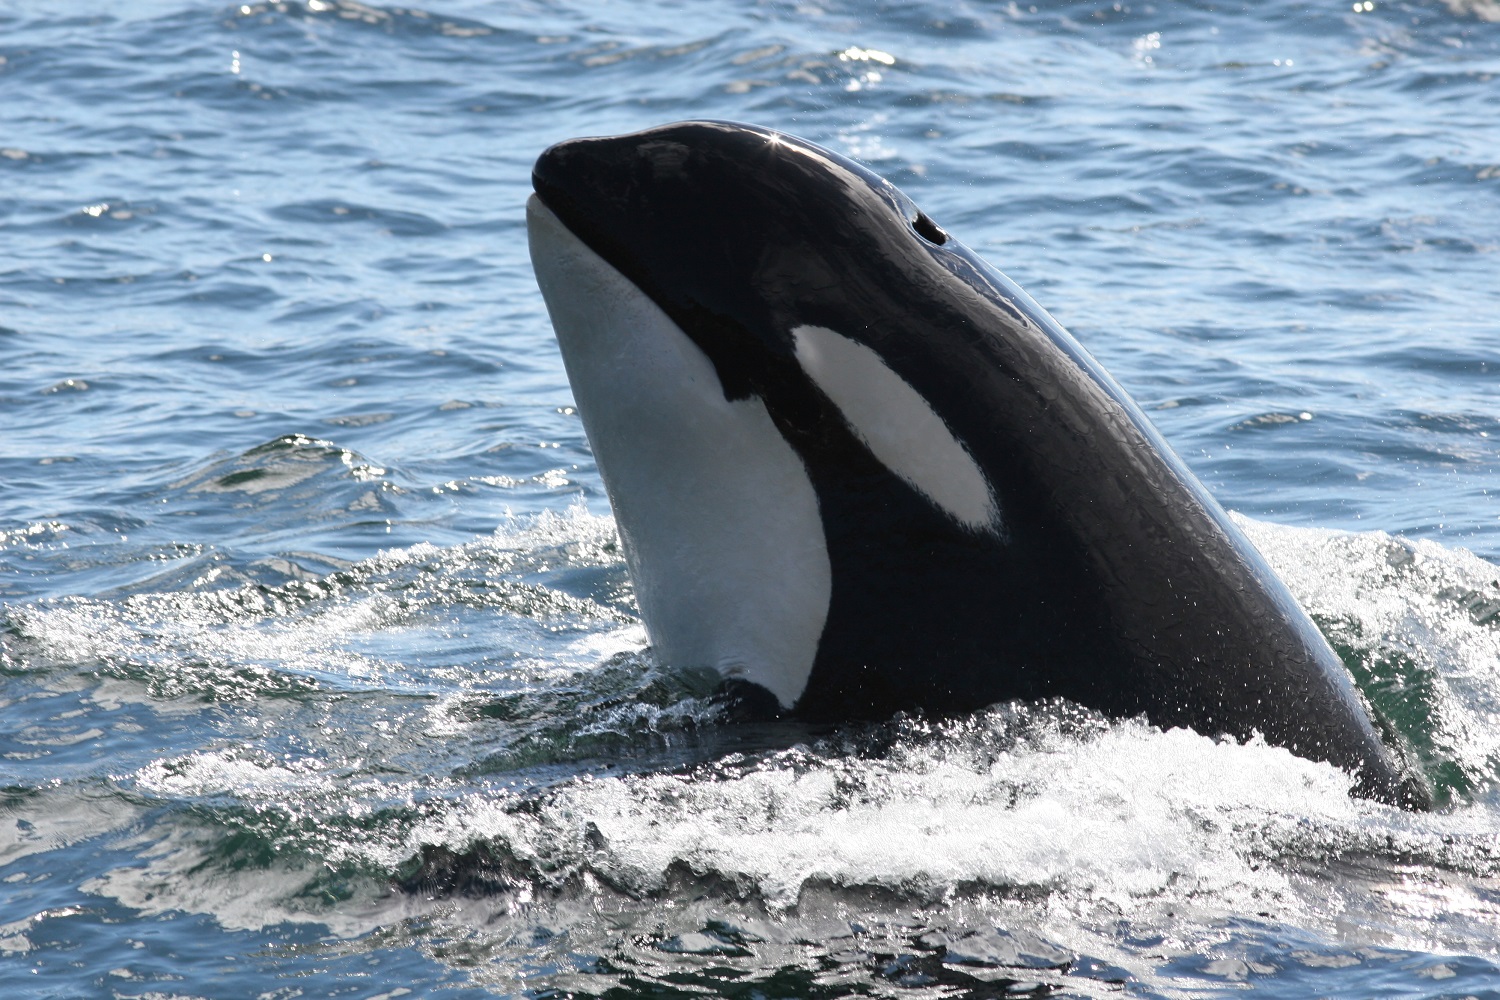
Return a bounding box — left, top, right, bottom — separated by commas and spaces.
5, 503, 632, 701
413, 713, 1353, 914
136, 748, 338, 800
1233, 513, 1500, 785
51, 513, 1500, 973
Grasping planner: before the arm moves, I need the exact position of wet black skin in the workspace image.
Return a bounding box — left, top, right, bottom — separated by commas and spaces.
532, 120, 1431, 809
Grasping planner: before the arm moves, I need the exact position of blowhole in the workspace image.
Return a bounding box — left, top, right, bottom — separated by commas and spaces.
913, 212, 948, 245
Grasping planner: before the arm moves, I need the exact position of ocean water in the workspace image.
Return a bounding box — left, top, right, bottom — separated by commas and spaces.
3, 0, 1500, 996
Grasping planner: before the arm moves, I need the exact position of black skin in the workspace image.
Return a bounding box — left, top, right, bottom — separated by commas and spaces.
532, 120, 1432, 809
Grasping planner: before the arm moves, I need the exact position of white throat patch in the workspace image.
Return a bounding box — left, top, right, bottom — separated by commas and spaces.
792, 324, 1000, 533
528, 196, 832, 709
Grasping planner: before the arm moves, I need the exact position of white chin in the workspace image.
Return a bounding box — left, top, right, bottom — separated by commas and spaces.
527, 196, 831, 709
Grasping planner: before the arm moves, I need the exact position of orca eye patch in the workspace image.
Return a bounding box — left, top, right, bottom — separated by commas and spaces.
792, 324, 999, 533
913, 212, 948, 245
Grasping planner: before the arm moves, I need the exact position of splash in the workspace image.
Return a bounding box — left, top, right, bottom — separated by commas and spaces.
10, 512, 1500, 992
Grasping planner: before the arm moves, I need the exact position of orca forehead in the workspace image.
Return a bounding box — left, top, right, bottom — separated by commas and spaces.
530, 121, 961, 399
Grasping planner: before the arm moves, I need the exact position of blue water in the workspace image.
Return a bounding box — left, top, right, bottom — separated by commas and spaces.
4, 0, 1500, 996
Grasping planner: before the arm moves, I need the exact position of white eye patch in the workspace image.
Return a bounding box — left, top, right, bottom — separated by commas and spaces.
792, 324, 1000, 533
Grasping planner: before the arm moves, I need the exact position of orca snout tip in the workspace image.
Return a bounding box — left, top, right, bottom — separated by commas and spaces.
531, 133, 620, 200
530, 137, 581, 200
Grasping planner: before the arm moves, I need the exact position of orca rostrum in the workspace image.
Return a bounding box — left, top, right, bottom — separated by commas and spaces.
526, 120, 1430, 809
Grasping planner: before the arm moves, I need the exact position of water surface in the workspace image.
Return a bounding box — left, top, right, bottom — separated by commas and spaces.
3, 1, 1500, 996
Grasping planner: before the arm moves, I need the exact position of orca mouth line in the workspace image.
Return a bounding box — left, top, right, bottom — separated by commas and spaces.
526, 119, 1434, 811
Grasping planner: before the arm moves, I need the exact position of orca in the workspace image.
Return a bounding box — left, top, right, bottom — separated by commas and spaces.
526, 120, 1431, 809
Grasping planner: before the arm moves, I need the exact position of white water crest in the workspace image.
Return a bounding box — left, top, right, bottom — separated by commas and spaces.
20, 510, 1490, 994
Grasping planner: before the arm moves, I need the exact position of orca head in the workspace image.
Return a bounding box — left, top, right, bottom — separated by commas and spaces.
527, 122, 1436, 811
528, 121, 1010, 712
